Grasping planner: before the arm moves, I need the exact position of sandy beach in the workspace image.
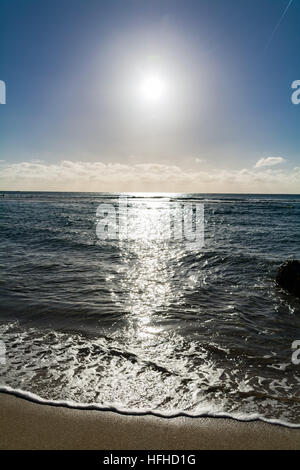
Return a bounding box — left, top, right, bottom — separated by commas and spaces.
0, 392, 299, 450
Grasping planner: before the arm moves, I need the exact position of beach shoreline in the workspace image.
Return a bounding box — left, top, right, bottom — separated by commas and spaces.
0, 392, 299, 450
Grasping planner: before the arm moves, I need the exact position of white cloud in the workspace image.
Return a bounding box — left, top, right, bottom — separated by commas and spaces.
0, 160, 299, 193
254, 156, 286, 168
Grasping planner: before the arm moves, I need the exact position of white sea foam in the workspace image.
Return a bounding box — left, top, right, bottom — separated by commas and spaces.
1, 320, 300, 427
0, 385, 299, 428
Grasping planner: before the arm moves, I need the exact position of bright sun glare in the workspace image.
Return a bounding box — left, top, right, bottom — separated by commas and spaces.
140, 75, 166, 103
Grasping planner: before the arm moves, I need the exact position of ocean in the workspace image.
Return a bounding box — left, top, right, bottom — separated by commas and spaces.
0, 192, 300, 425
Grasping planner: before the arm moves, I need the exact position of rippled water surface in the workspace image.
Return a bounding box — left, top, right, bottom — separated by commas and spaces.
0, 192, 300, 424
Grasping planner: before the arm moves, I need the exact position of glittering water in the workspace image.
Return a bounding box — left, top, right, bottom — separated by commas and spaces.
0, 192, 300, 424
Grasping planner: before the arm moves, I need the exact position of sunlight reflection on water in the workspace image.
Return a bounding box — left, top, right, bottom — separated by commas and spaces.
118, 200, 180, 336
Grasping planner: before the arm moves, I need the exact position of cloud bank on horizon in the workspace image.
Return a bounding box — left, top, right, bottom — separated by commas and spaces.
1, 159, 299, 194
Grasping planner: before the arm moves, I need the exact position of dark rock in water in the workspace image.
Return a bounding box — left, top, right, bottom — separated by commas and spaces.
276, 260, 300, 299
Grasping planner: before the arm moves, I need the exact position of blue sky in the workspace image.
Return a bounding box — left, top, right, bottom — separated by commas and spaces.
0, 0, 299, 192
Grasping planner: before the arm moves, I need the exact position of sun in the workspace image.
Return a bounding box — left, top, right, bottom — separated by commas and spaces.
139, 75, 166, 103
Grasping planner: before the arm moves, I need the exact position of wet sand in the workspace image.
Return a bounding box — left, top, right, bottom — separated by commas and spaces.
0, 392, 299, 449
